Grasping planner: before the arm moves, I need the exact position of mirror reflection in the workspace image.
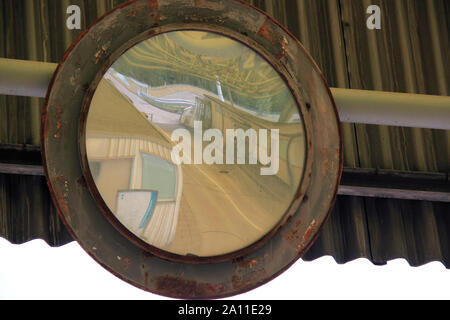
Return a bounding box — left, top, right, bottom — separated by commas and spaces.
85, 31, 306, 257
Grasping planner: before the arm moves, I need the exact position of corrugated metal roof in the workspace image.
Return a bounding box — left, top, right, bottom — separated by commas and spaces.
0, 0, 449, 266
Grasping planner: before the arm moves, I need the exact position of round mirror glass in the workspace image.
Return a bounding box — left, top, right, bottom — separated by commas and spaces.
85, 30, 306, 258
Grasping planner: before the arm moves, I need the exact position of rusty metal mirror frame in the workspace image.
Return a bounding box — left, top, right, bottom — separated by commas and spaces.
80, 25, 311, 264
41, 0, 342, 299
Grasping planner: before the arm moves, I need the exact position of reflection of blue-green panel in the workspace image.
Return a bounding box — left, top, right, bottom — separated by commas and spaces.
141, 153, 176, 199
138, 191, 157, 229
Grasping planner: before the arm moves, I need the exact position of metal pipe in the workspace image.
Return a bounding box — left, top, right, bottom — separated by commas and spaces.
0, 163, 44, 176
332, 88, 450, 130
338, 185, 450, 203
338, 167, 450, 202
2, 160, 448, 202
0, 58, 449, 130
0, 58, 57, 98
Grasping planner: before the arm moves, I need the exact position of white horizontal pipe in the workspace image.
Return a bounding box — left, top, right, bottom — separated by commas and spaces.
0, 58, 449, 130
331, 88, 450, 130
0, 58, 57, 98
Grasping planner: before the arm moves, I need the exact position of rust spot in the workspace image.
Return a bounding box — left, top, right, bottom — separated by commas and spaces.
193, 0, 222, 10
56, 120, 62, 130
286, 216, 308, 242
297, 219, 317, 253
124, 258, 130, 263
77, 176, 87, 188
55, 105, 63, 116
231, 274, 245, 290
285, 227, 299, 242
148, 0, 158, 11
277, 51, 286, 60
322, 148, 330, 173
257, 19, 275, 45
95, 50, 103, 62
232, 255, 268, 291
323, 158, 329, 173
231, 269, 265, 291
277, 36, 289, 60
94, 45, 109, 65
155, 275, 210, 298
205, 283, 217, 293
148, 11, 163, 21
43, 122, 50, 139
54, 186, 70, 217
248, 259, 258, 268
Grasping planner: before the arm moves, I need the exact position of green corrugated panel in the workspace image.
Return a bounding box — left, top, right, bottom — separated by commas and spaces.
0, 0, 449, 266
0, 0, 125, 245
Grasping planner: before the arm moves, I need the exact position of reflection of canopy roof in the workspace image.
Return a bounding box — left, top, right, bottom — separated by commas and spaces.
169, 31, 247, 58
115, 31, 288, 99
86, 79, 170, 146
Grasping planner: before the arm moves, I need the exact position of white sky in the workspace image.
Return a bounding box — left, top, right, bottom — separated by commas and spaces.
1, 236, 449, 300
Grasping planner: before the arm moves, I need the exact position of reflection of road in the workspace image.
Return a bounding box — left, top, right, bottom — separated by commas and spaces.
105, 73, 182, 125
167, 161, 290, 257
157, 121, 290, 257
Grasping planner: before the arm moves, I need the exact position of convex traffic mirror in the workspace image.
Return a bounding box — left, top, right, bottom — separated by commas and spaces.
42, 0, 342, 299
85, 30, 306, 258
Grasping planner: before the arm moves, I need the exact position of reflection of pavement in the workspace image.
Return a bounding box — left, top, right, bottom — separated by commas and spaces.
166, 161, 292, 257
147, 83, 220, 100
141, 115, 292, 257
105, 74, 182, 125
159, 92, 198, 101
160, 125, 293, 257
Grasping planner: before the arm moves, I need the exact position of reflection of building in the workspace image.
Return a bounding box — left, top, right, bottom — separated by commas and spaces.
129, 77, 148, 96
87, 135, 182, 248
86, 79, 182, 249
106, 70, 194, 123
182, 95, 305, 188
